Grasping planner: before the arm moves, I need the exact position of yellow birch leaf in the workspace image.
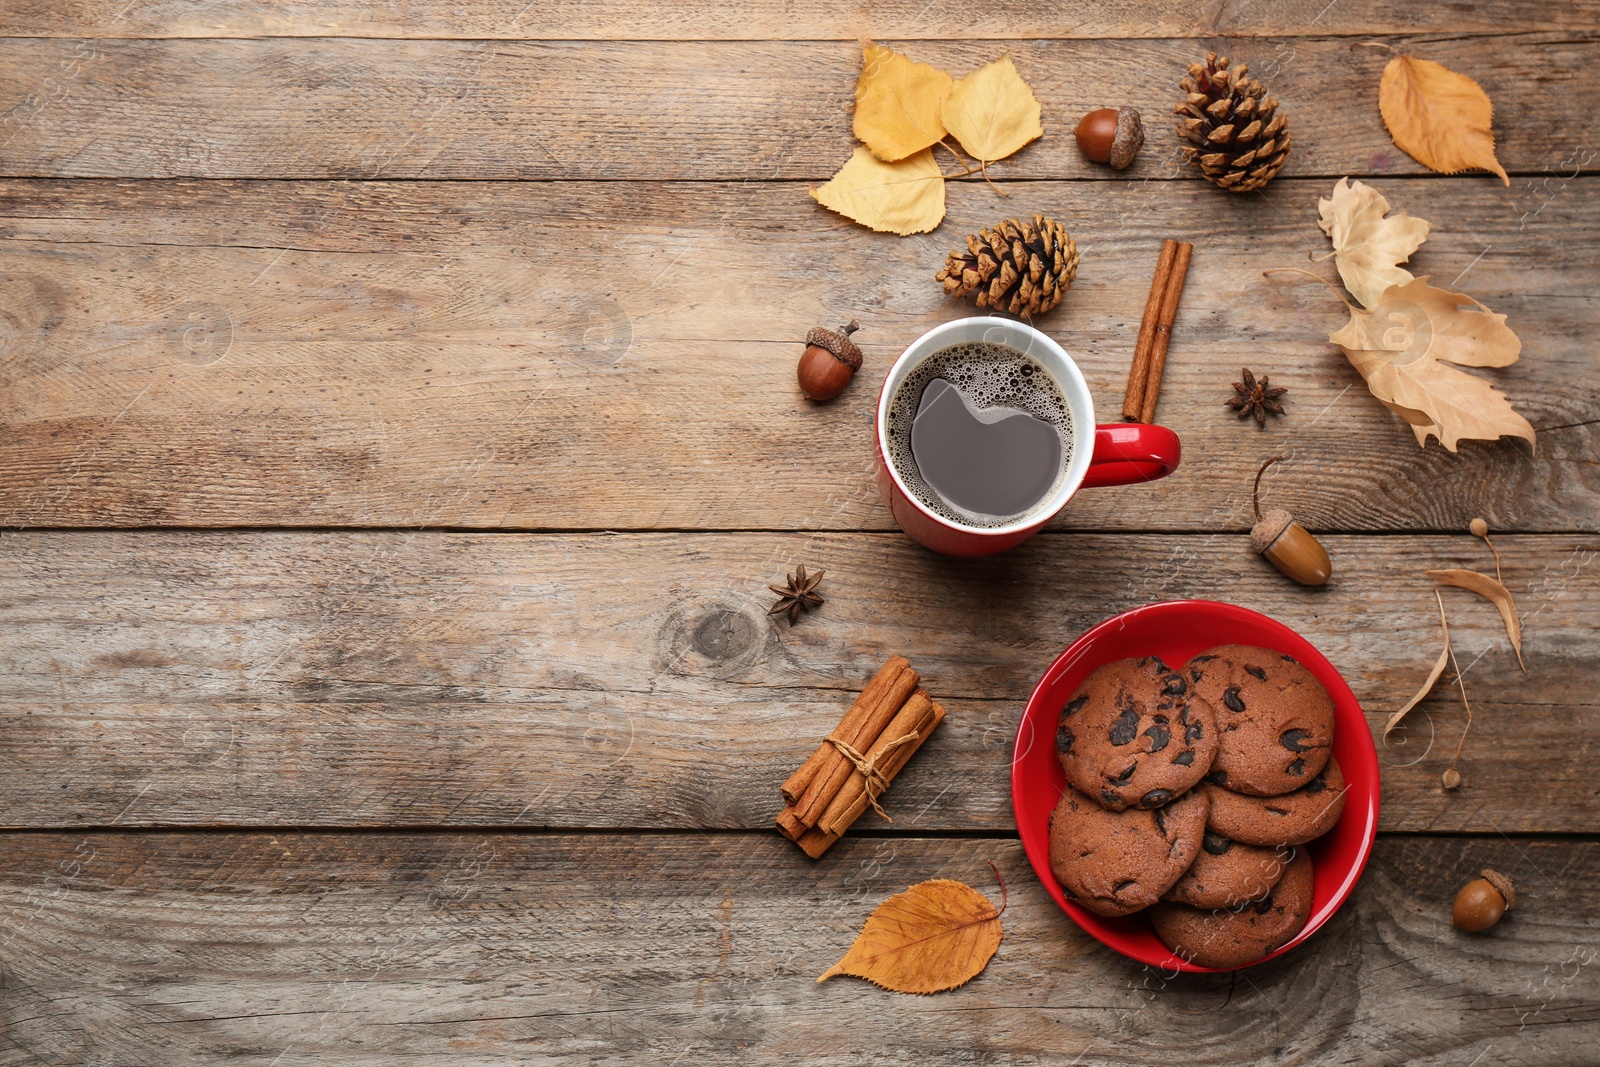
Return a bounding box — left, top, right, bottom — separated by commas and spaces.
1328, 277, 1534, 452
818, 878, 1002, 994
1317, 178, 1431, 308
940, 55, 1043, 164
1379, 55, 1509, 185
854, 42, 953, 162
1427, 568, 1526, 671
811, 147, 945, 235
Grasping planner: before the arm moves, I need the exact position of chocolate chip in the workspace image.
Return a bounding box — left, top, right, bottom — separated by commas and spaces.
1286, 757, 1306, 776
1111, 763, 1137, 785
1281, 653, 1298, 664
1112, 879, 1138, 894
1055, 724, 1076, 754
1304, 772, 1328, 795
1245, 665, 1268, 681
1139, 655, 1170, 672
1062, 694, 1088, 718
1206, 769, 1229, 786
1186, 717, 1204, 742
1190, 653, 1218, 664
1101, 787, 1123, 806
1222, 686, 1246, 713
1202, 832, 1233, 856
1280, 728, 1313, 752
1140, 789, 1173, 808
1108, 706, 1140, 746
1162, 674, 1187, 698
1142, 722, 1171, 753
1190, 669, 1203, 683
1153, 805, 1167, 834
1173, 750, 1194, 767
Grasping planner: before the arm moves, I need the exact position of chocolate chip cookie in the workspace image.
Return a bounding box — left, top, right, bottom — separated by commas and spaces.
1205, 757, 1348, 847
1150, 846, 1314, 969
1186, 644, 1334, 796
1048, 786, 1209, 917
1162, 832, 1292, 910
1057, 656, 1218, 812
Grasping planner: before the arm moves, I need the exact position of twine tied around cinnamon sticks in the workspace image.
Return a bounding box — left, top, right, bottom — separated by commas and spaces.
1122, 238, 1193, 424
824, 730, 920, 821
775, 656, 945, 858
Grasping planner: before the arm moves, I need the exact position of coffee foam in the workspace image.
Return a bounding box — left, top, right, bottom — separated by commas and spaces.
886, 341, 1074, 528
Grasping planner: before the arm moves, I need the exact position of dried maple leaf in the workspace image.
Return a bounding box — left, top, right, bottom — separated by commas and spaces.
1328, 277, 1535, 452
853, 42, 953, 162
1317, 178, 1431, 308
940, 55, 1042, 165
818, 878, 1002, 994
811, 146, 945, 235
1379, 54, 1508, 185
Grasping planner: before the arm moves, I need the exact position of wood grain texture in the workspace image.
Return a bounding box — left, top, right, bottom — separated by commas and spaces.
6, 0, 1599, 39
2, 178, 1594, 531
0, 36, 1596, 180
1, 530, 1592, 832
1, 832, 1596, 1065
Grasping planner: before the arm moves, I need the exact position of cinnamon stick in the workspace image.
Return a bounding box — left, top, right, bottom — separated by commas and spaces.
774, 806, 808, 842
792, 657, 919, 827
1122, 239, 1179, 421
791, 699, 946, 858
780, 655, 910, 804
817, 687, 936, 836
1139, 241, 1192, 426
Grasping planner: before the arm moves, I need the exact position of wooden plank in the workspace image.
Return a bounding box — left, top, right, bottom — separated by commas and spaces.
1, 531, 1592, 832
1, 178, 1594, 531
0, 831, 1595, 1064
1, 36, 1596, 180
6, 0, 1599, 40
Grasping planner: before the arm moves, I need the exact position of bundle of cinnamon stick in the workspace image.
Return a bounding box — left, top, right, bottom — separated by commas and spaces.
1122, 238, 1194, 424
775, 655, 945, 858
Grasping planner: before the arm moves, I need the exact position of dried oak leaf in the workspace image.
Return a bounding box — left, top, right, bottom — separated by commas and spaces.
940, 55, 1042, 165
1428, 568, 1526, 671
812, 147, 945, 235
818, 878, 1002, 994
1318, 178, 1431, 308
854, 42, 953, 162
1379, 55, 1508, 186
1328, 277, 1535, 452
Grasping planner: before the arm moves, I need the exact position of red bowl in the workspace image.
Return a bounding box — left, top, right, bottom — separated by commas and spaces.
1012, 600, 1379, 972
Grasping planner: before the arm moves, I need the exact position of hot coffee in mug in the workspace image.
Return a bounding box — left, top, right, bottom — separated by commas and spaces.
884, 341, 1072, 528
873, 317, 1181, 557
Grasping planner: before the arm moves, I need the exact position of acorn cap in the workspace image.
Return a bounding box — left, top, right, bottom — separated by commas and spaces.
1250, 508, 1294, 554
804, 320, 863, 371
1110, 107, 1144, 169
1481, 868, 1517, 910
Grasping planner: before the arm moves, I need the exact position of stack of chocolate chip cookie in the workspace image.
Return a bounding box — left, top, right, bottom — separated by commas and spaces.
1048, 645, 1347, 968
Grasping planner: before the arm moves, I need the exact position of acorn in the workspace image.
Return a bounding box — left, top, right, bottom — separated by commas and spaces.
1250, 456, 1331, 586
1074, 106, 1144, 170
1452, 868, 1516, 932
797, 320, 862, 402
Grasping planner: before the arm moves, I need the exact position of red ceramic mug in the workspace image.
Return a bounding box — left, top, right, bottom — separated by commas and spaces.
874, 316, 1180, 557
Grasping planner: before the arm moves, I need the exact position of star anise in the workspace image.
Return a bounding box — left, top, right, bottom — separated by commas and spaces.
1227, 367, 1288, 426
768, 564, 825, 625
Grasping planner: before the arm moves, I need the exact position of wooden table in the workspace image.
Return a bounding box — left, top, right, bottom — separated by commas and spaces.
2, 3, 1597, 1063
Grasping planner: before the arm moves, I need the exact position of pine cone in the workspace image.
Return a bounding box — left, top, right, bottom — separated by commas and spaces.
1175, 52, 1291, 192
935, 215, 1079, 317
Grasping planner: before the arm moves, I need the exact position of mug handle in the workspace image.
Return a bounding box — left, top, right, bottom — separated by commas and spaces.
1081, 423, 1181, 488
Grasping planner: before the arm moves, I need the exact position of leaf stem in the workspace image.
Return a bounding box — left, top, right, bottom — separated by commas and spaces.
1253, 455, 1285, 523
987, 860, 1008, 917
1262, 267, 1357, 311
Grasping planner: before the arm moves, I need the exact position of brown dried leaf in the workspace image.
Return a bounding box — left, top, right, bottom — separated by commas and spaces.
818, 878, 1002, 994
1384, 591, 1451, 742
1317, 178, 1431, 308
1329, 277, 1534, 452
811, 147, 945, 235
940, 55, 1042, 164
853, 42, 953, 162
1379, 55, 1508, 185
1428, 568, 1526, 671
